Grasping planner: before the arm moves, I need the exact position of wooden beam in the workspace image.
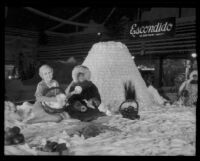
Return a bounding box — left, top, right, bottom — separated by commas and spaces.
176, 16, 195, 23
145, 49, 196, 54
24, 7, 92, 27
47, 7, 90, 31
154, 57, 163, 88
145, 44, 196, 50
45, 30, 92, 38
102, 8, 116, 25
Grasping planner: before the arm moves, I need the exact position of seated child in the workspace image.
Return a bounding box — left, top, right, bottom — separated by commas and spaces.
24, 64, 69, 124
66, 66, 101, 108
65, 65, 105, 121
178, 70, 198, 106
68, 73, 101, 108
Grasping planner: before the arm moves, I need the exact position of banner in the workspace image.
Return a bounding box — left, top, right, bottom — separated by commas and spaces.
129, 17, 176, 39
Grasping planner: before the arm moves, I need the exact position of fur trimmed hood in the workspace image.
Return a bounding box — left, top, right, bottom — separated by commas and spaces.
72, 65, 91, 82
189, 70, 197, 80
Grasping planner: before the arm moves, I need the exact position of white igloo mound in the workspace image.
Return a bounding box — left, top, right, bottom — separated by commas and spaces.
82, 41, 153, 111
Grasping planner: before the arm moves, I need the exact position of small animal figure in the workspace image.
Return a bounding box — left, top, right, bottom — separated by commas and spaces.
119, 81, 140, 120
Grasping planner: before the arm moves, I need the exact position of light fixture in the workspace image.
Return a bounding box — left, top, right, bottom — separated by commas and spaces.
8, 75, 12, 79
132, 56, 135, 59
191, 53, 197, 58
97, 32, 101, 36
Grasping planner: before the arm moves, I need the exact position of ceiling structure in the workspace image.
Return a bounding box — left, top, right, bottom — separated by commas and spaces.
5, 7, 141, 34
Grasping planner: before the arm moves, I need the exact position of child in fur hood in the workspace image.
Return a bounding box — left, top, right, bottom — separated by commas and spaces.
65, 65, 101, 109
178, 70, 198, 106
64, 65, 108, 121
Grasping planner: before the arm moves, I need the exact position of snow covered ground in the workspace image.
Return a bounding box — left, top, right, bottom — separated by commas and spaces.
4, 104, 196, 156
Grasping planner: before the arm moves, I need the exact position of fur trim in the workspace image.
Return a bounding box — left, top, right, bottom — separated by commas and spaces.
72, 65, 91, 82
189, 70, 197, 80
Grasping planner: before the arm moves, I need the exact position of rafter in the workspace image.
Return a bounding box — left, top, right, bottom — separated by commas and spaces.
47, 7, 90, 31
24, 7, 92, 27
102, 8, 116, 25
45, 30, 86, 37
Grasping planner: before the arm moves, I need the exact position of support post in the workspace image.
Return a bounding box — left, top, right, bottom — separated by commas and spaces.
5, 6, 8, 19
154, 57, 163, 88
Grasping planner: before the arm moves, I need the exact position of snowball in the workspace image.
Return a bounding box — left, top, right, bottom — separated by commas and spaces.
74, 86, 82, 94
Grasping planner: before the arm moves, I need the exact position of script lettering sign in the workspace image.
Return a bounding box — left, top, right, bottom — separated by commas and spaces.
129, 17, 175, 39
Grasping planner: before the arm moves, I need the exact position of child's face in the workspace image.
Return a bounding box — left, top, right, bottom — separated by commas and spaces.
78, 73, 85, 82
193, 75, 197, 81
41, 67, 53, 83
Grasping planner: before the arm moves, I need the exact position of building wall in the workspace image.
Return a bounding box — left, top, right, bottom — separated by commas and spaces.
5, 28, 39, 65
5, 36, 38, 68
182, 8, 196, 17
141, 8, 195, 21
5, 32, 39, 80
138, 8, 196, 88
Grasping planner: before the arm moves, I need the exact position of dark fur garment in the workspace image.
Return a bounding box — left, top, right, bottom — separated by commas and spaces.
68, 80, 101, 102
65, 80, 105, 122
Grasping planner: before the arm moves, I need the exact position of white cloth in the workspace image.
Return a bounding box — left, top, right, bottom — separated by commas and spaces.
179, 80, 189, 95
98, 103, 112, 116
147, 86, 166, 105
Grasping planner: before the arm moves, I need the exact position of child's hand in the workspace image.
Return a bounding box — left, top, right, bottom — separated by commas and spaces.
83, 99, 95, 109
56, 94, 66, 101
56, 94, 67, 106
74, 86, 82, 94
71, 91, 78, 95
66, 86, 82, 99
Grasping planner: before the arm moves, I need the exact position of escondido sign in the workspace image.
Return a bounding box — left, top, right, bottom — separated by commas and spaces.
129, 17, 175, 38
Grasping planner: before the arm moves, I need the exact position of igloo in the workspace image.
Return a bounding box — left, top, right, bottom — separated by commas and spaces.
82, 41, 153, 111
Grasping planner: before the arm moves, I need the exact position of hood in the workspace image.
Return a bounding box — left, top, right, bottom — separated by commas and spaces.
189, 70, 198, 80
72, 65, 91, 82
